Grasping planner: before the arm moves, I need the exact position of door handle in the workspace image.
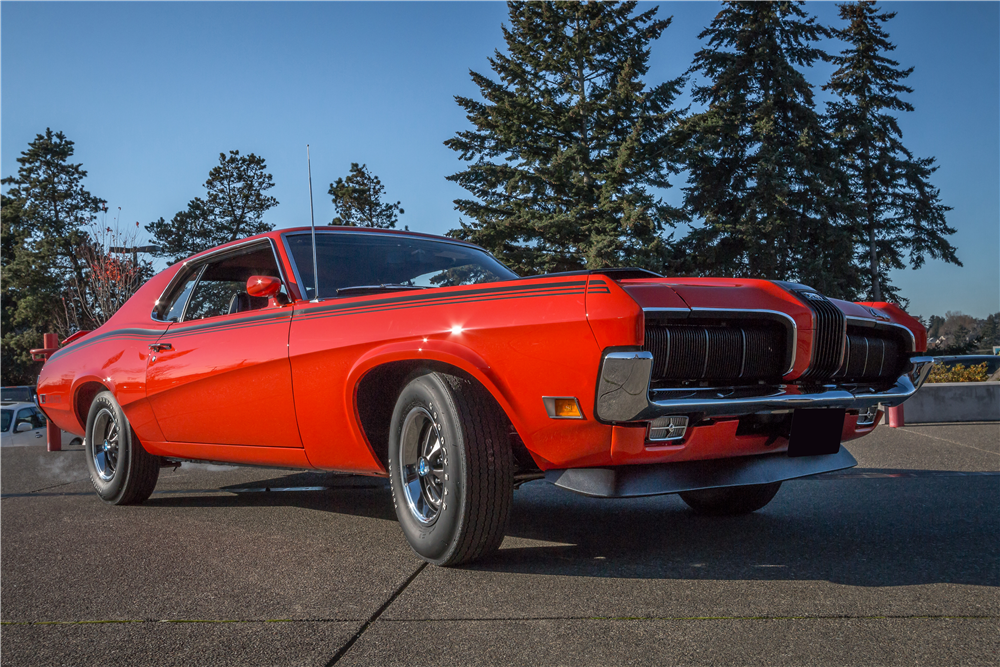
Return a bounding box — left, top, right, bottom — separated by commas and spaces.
34, 432, 43, 438
149, 343, 173, 352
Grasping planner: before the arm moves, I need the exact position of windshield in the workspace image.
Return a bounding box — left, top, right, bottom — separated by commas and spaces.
1, 410, 11, 432
285, 232, 518, 300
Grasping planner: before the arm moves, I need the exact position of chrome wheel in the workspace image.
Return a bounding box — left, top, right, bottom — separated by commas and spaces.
399, 407, 447, 524
92, 407, 120, 481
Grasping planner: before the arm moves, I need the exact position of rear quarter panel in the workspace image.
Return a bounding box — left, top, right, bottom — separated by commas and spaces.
36, 268, 177, 441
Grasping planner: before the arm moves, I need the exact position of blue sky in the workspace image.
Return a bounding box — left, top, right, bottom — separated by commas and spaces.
2, 1, 997, 319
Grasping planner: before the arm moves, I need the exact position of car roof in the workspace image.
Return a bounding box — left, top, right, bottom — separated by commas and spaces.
176, 226, 481, 264
1, 401, 36, 409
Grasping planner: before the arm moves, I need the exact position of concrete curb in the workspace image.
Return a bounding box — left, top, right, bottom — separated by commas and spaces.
904, 382, 1000, 424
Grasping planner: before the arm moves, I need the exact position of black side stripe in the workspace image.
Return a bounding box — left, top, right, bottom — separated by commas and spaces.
46, 329, 164, 362
45, 279, 608, 360
296, 288, 590, 321
304, 279, 592, 316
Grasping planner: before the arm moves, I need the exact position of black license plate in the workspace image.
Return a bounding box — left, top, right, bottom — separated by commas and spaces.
787, 408, 846, 458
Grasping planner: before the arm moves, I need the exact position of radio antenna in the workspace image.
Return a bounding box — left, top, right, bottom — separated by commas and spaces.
307, 145, 319, 301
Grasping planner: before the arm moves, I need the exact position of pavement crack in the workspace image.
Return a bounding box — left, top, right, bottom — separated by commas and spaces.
0, 478, 91, 500
325, 561, 428, 666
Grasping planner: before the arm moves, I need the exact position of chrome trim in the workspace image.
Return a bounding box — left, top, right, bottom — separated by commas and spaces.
845, 316, 917, 353
151, 238, 291, 322
595, 353, 934, 423
640, 307, 690, 314
542, 396, 586, 420
594, 351, 653, 424
856, 405, 879, 427
647, 416, 688, 442
545, 447, 858, 498
279, 229, 509, 302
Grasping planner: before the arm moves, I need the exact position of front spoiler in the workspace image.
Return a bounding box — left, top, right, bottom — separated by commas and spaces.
595, 353, 935, 423
545, 448, 857, 498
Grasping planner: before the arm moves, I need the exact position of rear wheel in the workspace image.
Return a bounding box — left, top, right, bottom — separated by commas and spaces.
85, 391, 159, 505
679, 482, 782, 516
388, 372, 512, 566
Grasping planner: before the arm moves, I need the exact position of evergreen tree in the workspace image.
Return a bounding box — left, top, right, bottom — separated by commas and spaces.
825, 0, 959, 303
1, 130, 105, 384
328, 163, 403, 228
147, 150, 278, 264
678, 1, 860, 298
445, 1, 686, 275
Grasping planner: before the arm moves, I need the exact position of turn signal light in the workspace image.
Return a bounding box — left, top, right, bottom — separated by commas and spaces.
542, 397, 585, 420
554, 399, 581, 418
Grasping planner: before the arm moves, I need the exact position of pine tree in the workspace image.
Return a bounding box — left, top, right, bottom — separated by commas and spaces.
824, 0, 959, 303
678, 1, 860, 298
147, 150, 278, 264
445, 1, 686, 276
328, 163, 404, 228
1, 129, 105, 384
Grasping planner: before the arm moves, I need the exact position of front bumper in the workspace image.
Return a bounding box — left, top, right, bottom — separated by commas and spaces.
595, 352, 935, 423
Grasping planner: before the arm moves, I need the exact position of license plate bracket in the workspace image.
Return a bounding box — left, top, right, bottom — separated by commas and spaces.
787, 408, 846, 458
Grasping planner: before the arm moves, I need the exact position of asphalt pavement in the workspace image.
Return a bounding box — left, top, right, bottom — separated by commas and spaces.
2, 422, 998, 666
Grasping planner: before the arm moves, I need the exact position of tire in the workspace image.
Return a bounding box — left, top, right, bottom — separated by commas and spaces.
679, 482, 782, 516
388, 372, 513, 566
85, 391, 160, 505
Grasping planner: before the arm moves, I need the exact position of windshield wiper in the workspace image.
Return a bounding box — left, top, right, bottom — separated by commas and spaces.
336, 284, 429, 296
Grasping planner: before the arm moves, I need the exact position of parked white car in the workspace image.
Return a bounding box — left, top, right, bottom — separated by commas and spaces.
0, 401, 82, 448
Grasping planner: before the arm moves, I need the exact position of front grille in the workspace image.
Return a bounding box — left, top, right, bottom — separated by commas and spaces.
794, 291, 846, 381
643, 323, 786, 383
835, 329, 905, 381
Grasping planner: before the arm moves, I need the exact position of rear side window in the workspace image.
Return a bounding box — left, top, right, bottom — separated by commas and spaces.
1, 410, 11, 432
160, 273, 199, 322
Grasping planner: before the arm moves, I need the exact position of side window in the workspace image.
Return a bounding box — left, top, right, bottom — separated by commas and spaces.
29, 408, 46, 428
161, 272, 200, 322
15, 408, 41, 429
183, 245, 286, 321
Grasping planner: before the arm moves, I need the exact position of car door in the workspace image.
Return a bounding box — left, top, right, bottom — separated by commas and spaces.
145, 241, 300, 448
12, 407, 46, 446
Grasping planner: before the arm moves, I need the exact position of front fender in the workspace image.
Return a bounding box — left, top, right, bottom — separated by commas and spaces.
345, 339, 528, 449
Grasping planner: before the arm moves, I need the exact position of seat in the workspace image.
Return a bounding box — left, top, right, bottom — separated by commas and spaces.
226, 292, 269, 315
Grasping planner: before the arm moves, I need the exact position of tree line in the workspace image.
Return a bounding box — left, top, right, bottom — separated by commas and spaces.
2, 1, 963, 385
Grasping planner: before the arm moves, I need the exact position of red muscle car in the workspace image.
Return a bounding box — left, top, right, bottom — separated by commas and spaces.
35, 227, 934, 565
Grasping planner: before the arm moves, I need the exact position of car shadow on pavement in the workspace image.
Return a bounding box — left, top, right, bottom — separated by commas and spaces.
143, 469, 999, 589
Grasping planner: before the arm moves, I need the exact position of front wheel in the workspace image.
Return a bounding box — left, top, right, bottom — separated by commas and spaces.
85, 391, 160, 505
388, 372, 513, 566
679, 482, 782, 516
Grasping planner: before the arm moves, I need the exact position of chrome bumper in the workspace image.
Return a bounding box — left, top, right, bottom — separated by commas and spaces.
595, 352, 935, 423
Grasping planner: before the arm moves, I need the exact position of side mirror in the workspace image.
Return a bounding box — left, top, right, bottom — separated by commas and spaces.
247, 276, 281, 299
14, 422, 32, 433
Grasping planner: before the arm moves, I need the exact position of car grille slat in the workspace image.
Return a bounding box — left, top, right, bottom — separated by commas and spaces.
643, 323, 786, 383
837, 331, 903, 381
794, 291, 846, 381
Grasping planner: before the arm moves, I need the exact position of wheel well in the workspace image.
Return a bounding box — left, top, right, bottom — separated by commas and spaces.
354, 361, 538, 474
74, 381, 108, 430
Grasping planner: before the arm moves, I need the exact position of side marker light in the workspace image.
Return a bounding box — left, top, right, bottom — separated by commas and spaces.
542, 397, 584, 420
